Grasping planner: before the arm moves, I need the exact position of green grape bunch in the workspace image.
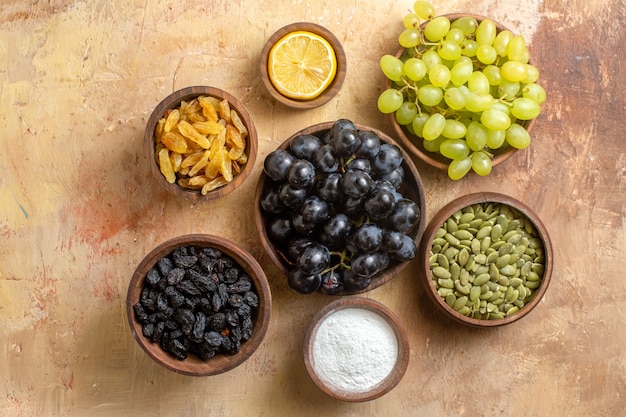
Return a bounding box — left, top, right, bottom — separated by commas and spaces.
378, 0, 546, 180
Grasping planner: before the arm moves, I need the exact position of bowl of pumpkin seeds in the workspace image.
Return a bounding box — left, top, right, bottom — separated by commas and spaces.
418, 192, 553, 327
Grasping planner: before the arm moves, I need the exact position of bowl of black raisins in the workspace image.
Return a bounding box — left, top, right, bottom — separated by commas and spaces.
254, 119, 427, 295
126, 234, 272, 376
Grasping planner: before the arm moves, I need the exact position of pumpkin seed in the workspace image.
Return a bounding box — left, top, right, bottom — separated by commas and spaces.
458, 248, 470, 267
437, 278, 454, 289
474, 273, 491, 286
433, 266, 452, 279
452, 296, 469, 311
437, 254, 449, 269
476, 225, 492, 240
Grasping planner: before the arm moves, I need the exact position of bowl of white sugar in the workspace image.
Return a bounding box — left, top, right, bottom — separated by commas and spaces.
303, 297, 410, 402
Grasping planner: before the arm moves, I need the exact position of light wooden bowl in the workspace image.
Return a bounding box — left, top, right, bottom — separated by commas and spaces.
303, 297, 410, 402
126, 234, 272, 376
418, 192, 553, 327
260, 22, 347, 109
144, 86, 258, 201
385, 14, 536, 172
254, 121, 427, 295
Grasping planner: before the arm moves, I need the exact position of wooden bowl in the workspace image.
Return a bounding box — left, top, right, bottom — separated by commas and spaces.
417, 192, 553, 327
254, 121, 427, 295
259, 22, 347, 109
144, 86, 258, 201
303, 296, 410, 402
126, 234, 272, 376
385, 14, 536, 172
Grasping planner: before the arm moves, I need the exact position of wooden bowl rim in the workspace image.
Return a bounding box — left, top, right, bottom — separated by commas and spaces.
144, 86, 258, 201
126, 234, 272, 376
385, 13, 536, 172
418, 192, 553, 327
302, 296, 410, 402
253, 121, 427, 295
259, 22, 347, 109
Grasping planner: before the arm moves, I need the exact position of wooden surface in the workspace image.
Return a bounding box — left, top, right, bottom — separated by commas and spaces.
0, 0, 624, 416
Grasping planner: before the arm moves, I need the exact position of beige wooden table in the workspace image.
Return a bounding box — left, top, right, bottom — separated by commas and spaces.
1, 0, 624, 415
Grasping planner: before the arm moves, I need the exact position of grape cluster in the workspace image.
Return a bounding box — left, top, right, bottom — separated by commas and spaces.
378, 1, 546, 180
260, 119, 421, 295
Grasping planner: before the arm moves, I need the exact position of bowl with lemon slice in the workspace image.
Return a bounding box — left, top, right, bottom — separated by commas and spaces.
260, 22, 347, 109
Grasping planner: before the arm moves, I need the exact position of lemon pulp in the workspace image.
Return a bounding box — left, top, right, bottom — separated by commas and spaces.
268, 31, 337, 100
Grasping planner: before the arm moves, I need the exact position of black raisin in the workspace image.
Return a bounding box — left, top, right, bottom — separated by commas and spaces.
203, 330, 223, 347
187, 269, 217, 293
225, 309, 239, 327
211, 291, 223, 312
142, 323, 155, 338
208, 312, 226, 331
227, 278, 252, 294
243, 291, 259, 308
175, 309, 195, 335
198, 255, 216, 273
140, 287, 158, 311
133, 303, 149, 323
167, 338, 187, 360
166, 267, 185, 286
164, 319, 178, 330
169, 329, 184, 339
222, 267, 239, 284
174, 255, 198, 268
152, 321, 165, 343
237, 303, 252, 318
183, 296, 201, 310
228, 293, 244, 308
195, 342, 217, 360
146, 268, 161, 286
241, 316, 253, 341
203, 247, 222, 259
156, 292, 169, 312
230, 326, 243, 342
218, 283, 229, 304
176, 280, 201, 297
198, 297, 212, 314
192, 312, 206, 342
157, 257, 174, 276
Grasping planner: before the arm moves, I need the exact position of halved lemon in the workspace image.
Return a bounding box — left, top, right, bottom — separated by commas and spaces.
268, 31, 337, 100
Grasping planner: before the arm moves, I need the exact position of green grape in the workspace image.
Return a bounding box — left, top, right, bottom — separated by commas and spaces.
483, 65, 502, 85
500, 60, 528, 82
450, 59, 473, 85
445, 28, 465, 44
471, 151, 492, 176
507, 34, 526, 61
519, 47, 530, 64
413, 0, 436, 20
464, 92, 494, 112
399, 29, 422, 48
377, 89, 404, 113
505, 123, 531, 149
510, 97, 541, 120
498, 80, 521, 100
422, 113, 446, 140
460, 39, 478, 57
424, 16, 451, 42
490, 101, 511, 115
412, 113, 430, 137
444, 87, 466, 110
448, 157, 472, 180
468, 71, 490, 93
403, 13, 421, 29
440, 139, 470, 159
486, 128, 506, 149
523, 64, 540, 83
493, 30, 513, 57
480, 108, 512, 131
466, 121, 488, 151
395, 101, 418, 125
450, 16, 478, 35
429, 64, 451, 87
438, 40, 462, 61
423, 135, 445, 152
380, 54, 405, 82
476, 44, 497, 65
522, 83, 546, 104
476, 19, 497, 45
404, 57, 428, 81
417, 84, 443, 106
442, 119, 467, 139
422, 49, 442, 71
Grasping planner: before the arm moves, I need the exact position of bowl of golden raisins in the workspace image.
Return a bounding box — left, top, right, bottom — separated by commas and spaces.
144, 86, 258, 201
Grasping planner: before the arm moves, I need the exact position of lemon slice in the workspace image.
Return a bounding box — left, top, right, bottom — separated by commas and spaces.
268, 31, 337, 100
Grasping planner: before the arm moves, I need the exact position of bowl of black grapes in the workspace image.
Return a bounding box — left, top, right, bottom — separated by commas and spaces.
127, 234, 272, 376
254, 119, 427, 295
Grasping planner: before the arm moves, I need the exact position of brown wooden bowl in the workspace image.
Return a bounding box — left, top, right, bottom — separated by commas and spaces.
417, 192, 553, 327
259, 22, 347, 109
303, 296, 410, 402
126, 234, 272, 376
144, 86, 258, 201
385, 14, 536, 172
254, 121, 427, 295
